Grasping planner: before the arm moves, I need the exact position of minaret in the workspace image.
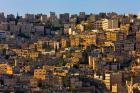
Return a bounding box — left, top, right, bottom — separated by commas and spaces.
16, 12, 19, 19
16, 12, 20, 25
14, 59, 17, 67
137, 12, 140, 19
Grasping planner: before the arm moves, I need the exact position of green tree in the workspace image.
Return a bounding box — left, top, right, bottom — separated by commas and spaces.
85, 22, 94, 31
58, 59, 66, 66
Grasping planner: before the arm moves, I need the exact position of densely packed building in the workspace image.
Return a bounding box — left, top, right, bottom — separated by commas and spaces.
0, 11, 139, 93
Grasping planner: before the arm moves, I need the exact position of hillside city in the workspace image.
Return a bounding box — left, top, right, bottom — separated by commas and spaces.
0, 12, 139, 93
